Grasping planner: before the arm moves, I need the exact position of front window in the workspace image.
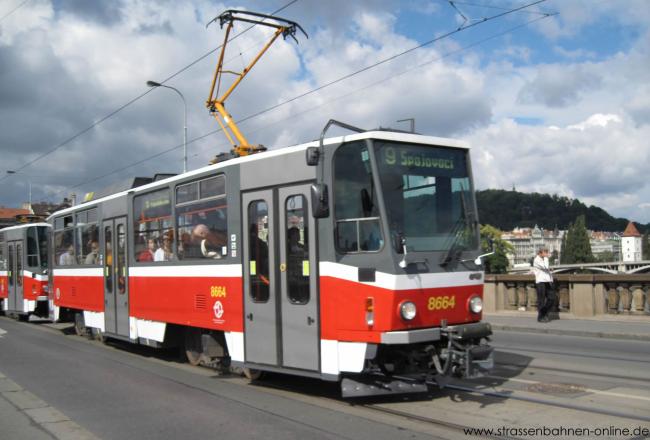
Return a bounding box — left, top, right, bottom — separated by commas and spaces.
375, 141, 478, 253
333, 142, 383, 253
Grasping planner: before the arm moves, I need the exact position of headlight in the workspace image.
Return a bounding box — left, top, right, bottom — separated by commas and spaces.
400, 301, 417, 320
469, 296, 483, 314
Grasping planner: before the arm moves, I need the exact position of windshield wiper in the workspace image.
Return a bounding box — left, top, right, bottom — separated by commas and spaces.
439, 184, 476, 267
439, 215, 468, 267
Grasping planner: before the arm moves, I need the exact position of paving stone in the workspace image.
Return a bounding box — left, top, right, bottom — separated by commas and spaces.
25, 406, 70, 424
42, 421, 101, 440
0, 377, 23, 392
4, 389, 49, 410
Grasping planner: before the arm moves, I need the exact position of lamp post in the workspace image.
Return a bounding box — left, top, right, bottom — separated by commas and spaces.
6, 170, 32, 212
146, 80, 188, 173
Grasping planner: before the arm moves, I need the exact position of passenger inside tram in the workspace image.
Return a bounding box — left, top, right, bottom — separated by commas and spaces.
192, 224, 224, 259
84, 241, 100, 265
58, 244, 75, 266
154, 235, 174, 261
137, 238, 156, 262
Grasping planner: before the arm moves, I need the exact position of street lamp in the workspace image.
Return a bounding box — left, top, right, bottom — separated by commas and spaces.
146, 80, 188, 173
6, 170, 32, 212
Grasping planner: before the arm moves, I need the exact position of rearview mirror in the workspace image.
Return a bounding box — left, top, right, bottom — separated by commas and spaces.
306, 147, 320, 166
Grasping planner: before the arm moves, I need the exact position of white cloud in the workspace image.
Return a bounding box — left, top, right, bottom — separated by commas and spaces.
469, 112, 650, 223
0, 0, 649, 226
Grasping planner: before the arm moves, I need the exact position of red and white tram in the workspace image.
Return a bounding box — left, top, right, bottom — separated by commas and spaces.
48, 123, 493, 397
0, 223, 51, 320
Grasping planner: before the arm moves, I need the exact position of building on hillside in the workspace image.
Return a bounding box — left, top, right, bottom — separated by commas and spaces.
502, 225, 563, 266
590, 231, 621, 261
0, 207, 31, 228
621, 221, 642, 262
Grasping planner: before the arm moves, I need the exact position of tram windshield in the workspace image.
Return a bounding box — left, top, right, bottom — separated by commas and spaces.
374, 141, 479, 253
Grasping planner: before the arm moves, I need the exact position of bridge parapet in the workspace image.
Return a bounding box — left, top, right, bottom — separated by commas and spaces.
484, 274, 650, 318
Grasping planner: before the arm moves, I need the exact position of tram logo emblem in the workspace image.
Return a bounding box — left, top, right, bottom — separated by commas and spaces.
213, 300, 224, 319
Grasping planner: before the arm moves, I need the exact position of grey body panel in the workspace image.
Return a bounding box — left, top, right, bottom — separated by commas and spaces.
239, 149, 316, 191
278, 185, 319, 371
242, 190, 278, 365
101, 195, 128, 219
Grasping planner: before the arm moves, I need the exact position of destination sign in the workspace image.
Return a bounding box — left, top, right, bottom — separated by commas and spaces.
382, 146, 455, 170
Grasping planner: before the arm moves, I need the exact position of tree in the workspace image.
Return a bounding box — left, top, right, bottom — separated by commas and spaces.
480, 224, 514, 274
595, 250, 614, 262
643, 230, 650, 260
562, 215, 594, 264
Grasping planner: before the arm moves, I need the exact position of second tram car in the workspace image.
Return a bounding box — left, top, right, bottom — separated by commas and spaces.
0, 223, 51, 320
49, 126, 493, 396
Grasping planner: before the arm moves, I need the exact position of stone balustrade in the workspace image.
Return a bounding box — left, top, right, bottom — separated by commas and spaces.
483, 274, 650, 317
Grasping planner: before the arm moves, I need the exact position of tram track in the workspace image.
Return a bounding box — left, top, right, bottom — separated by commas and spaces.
437, 381, 650, 424
12, 318, 650, 434
493, 360, 650, 385
358, 403, 520, 440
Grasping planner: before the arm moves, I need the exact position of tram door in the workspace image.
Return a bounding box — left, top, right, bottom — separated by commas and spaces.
103, 217, 130, 337
7, 242, 23, 312
242, 185, 319, 371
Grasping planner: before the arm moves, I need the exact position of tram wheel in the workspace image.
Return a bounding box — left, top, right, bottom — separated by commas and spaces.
184, 327, 203, 366
18, 314, 29, 322
243, 368, 263, 381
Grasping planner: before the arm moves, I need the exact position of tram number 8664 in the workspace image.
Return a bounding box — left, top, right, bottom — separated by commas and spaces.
427, 295, 455, 311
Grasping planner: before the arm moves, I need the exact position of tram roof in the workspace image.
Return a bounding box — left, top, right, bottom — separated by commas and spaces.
0, 222, 52, 232
48, 130, 469, 220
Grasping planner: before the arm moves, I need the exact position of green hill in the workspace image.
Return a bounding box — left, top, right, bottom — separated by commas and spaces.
476, 189, 647, 232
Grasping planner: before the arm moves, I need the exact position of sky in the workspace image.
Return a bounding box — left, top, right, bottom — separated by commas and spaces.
1, 0, 649, 225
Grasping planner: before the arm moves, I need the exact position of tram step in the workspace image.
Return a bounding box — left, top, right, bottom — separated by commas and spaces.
341, 377, 428, 398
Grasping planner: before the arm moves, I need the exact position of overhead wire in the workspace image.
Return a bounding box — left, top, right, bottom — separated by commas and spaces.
448, 0, 553, 16
0, 0, 298, 184
0, 0, 29, 23
53, 1, 555, 197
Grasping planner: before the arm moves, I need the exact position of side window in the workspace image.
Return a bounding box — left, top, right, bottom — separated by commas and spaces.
285, 195, 309, 305
16, 244, 22, 286
0, 233, 6, 271
54, 215, 75, 266
133, 188, 174, 263
104, 226, 113, 293
333, 142, 383, 253
27, 227, 39, 267
248, 201, 269, 303
77, 209, 99, 265
8, 244, 14, 286
117, 224, 126, 294
175, 175, 228, 261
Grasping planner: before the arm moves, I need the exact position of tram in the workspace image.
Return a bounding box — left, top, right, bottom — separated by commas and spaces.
48, 121, 493, 396
45, 10, 493, 397
0, 223, 51, 320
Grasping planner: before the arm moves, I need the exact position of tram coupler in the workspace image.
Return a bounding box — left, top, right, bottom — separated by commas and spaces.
341, 376, 428, 399
440, 322, 494, 378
